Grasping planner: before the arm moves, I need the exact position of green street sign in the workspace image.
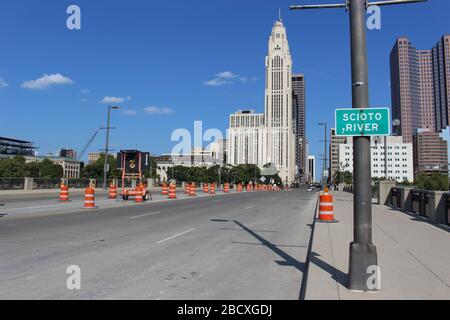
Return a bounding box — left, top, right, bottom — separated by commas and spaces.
335, 108, 391, 137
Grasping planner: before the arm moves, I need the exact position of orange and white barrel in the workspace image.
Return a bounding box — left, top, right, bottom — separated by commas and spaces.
319, 193, 335, 222
135, 185, 144, 203
209, 183, 216, 195
84, 187, 96, 209
161, 183, 168, 195
237, 183, 243, 193
189, 183, 196, 196
185, 183, 190, 195
246, 184, 251, 192
168, 183, 177, 199
224, 183, 229, 193
203, 183, 209, 193
59, 184, 70, 202
109, 184, 117, 199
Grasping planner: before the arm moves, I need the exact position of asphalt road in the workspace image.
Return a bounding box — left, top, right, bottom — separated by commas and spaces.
0, 189, 317, 299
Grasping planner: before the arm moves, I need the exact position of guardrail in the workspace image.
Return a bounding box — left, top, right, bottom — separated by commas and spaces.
387, 186, 449, 226
411, 190, 429, 218
0, 178, 25, 190
390, 187, 402, 208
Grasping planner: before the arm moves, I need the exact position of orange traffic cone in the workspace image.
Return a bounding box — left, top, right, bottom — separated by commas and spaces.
83, 186, 96, 209
109, 184, 117, 199
318, 189, 336, 223
59, 184, 70, 202
209, 183, 216, 195
135, 185, 144, 203
168, 183, 177, 199
161, 182, 168, 195
189, 182, 196, 196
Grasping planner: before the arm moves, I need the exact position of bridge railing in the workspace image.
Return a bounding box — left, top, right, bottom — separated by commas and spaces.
0, 178, 25, 190
387, 186, 449, 226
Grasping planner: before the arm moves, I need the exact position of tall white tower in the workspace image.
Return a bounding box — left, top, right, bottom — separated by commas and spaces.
264, 16, 295, 183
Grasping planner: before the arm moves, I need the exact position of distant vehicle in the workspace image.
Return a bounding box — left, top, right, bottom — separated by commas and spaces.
307, 186, 315, 192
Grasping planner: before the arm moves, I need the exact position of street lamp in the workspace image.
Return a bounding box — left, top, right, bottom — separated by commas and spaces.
318, 122, 327, 186
103, 106, 119, 190
291, 0, 427, 292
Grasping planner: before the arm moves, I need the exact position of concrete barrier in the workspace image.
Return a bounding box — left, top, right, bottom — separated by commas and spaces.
387, 186, 450, 226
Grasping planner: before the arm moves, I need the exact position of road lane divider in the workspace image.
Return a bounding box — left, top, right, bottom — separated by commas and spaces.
129, 211, 161, 219
156, 228, 195, 244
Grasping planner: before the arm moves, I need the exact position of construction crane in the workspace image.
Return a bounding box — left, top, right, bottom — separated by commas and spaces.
77, 129, 100, 161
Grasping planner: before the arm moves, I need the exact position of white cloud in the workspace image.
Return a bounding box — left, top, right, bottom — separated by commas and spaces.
0, 78, 8, 88
144, 106, 174, 115
204, 78, 229, 87
122, 109, 137, 116
204, 71, 255, 87
99, 96, 132, 104
216, 71, 238, 79
21, 73, 74, 90
81, 88, 90, 95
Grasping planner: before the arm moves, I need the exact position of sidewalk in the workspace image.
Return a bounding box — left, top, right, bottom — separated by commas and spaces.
306, 191, 450, 300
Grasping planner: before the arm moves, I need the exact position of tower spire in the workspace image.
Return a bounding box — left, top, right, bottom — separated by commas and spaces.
278, 8, 282, 22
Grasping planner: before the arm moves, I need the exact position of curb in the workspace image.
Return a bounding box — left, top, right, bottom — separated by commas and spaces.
299, 193, 320, 300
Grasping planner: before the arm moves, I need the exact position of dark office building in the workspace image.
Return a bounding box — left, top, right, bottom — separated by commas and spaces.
292, 74, 306, 182
390, 35, 450, 142
432, 35, 450, 132
0, 136, 36, 157
59, 148, 77, 159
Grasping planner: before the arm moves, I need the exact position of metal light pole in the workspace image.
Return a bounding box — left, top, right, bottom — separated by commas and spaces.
318, 122, 327, 186
291, 0, 427, 292
103, 106, 119, 190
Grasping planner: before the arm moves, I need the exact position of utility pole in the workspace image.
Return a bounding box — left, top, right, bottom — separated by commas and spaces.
318, 122, 327, 186
291, 0, 427, 292
103, 106, 119, 190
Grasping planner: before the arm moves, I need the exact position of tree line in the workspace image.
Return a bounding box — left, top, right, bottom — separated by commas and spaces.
0, 156, 63, 178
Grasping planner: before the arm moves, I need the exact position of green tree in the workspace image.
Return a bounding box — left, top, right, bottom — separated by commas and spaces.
230, 164, 261, 184
0, 156, 28, 178
37, 158, 63, 178
0, 156, 63, 178
414, 173, 449, 191
82, 155, 120, 179
143, 156, 158, 179
333, 171, 353, 185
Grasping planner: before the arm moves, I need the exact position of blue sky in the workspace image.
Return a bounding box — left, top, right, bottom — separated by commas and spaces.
0, 0, 449, 177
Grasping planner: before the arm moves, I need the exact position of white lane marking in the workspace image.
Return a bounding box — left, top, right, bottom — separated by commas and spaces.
211, 200, 223, 203
156, 228, 195, 244
244, 205, 255, 210
129, 211, 161, 219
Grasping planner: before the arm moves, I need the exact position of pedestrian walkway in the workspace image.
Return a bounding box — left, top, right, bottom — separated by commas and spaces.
306, 191, 450, 300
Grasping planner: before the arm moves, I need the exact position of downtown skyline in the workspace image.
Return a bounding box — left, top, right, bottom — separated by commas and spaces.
1, 0, 449, 179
